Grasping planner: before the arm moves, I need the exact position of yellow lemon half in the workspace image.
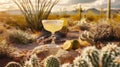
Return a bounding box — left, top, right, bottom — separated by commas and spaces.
79, 39, 90, 47
62, 40, 72, 50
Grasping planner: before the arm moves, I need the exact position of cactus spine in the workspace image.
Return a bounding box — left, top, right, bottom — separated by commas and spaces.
30, 54, 40, 67
101, 43, 120, 67
44, 55, 60, 67
5, 61, 22, 67
73, 56, 89, 67
110, 56, 120, 67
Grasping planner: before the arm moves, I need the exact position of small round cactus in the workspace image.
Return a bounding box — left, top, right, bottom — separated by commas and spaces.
5, 61, 22, 67
44, 55, 60, 67
73, 56, 89, 67
77, 18, 90, 31
30, 54, 40, 67
82, 46, 99, 67
100, 43, 120, 67
80, 31, 94, 45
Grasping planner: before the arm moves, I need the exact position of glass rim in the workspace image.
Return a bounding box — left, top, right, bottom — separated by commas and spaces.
42, 20, 64, 22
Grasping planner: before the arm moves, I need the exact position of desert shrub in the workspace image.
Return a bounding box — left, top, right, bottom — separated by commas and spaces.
86, 11, 100, 22
70, 14, 80, 21
9, 30, 35, 44
48, 14, 60, 19
0, 40, 16, 58
13, 0, 59, 32
5, 15, 28, 30
94, 19, 120, 42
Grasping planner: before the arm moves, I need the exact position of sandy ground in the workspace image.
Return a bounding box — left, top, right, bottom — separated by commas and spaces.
12, 31, 79, 50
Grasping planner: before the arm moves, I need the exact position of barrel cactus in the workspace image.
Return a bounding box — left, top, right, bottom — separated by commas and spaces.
30, 54, 40, 67
94, 21, 113, 42
100, 43, 120, 67
80, 31, 94, 45
73, 56, 89, 67
82, 46, 99, 67
5, 61, 22, 67
77, 18, 90, 31
44, 55, 60, 67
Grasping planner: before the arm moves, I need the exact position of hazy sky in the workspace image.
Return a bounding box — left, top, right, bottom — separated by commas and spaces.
0, 0, 119, 12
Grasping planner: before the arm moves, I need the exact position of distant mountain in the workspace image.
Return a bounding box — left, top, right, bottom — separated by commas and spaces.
3, 8, 120, 15
84, 8, 120, 15
111, 9, 120, 14
52, 10, 78, 15
85, 8, 100, 14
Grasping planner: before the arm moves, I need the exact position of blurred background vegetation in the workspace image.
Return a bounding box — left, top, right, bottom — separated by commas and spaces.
0, 9, 120, 31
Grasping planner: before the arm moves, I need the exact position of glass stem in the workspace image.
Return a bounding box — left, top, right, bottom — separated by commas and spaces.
51, 33, 55, 47
78, 30, 81, 40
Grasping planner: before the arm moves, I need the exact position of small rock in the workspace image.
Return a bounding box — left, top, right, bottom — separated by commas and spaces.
56, 49, 79, 64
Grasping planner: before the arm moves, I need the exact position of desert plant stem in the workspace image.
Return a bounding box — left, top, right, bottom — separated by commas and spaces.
51, 33, 56, 47
13, 0, 59, 32
107, 0, 111, 19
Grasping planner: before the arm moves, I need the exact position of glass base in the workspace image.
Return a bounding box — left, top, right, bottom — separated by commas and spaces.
48, 44, 60, 55
48, 43, 56, 48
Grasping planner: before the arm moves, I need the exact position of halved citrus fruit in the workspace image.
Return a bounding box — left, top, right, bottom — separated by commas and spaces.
62, 40, 72, 50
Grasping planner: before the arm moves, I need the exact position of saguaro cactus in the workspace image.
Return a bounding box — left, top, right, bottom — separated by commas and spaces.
79, 5, 82, 20
107, 0, 111, 19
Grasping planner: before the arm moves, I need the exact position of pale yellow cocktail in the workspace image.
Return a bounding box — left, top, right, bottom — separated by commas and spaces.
42, 20, 64, 47
42, 20, 63, 34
